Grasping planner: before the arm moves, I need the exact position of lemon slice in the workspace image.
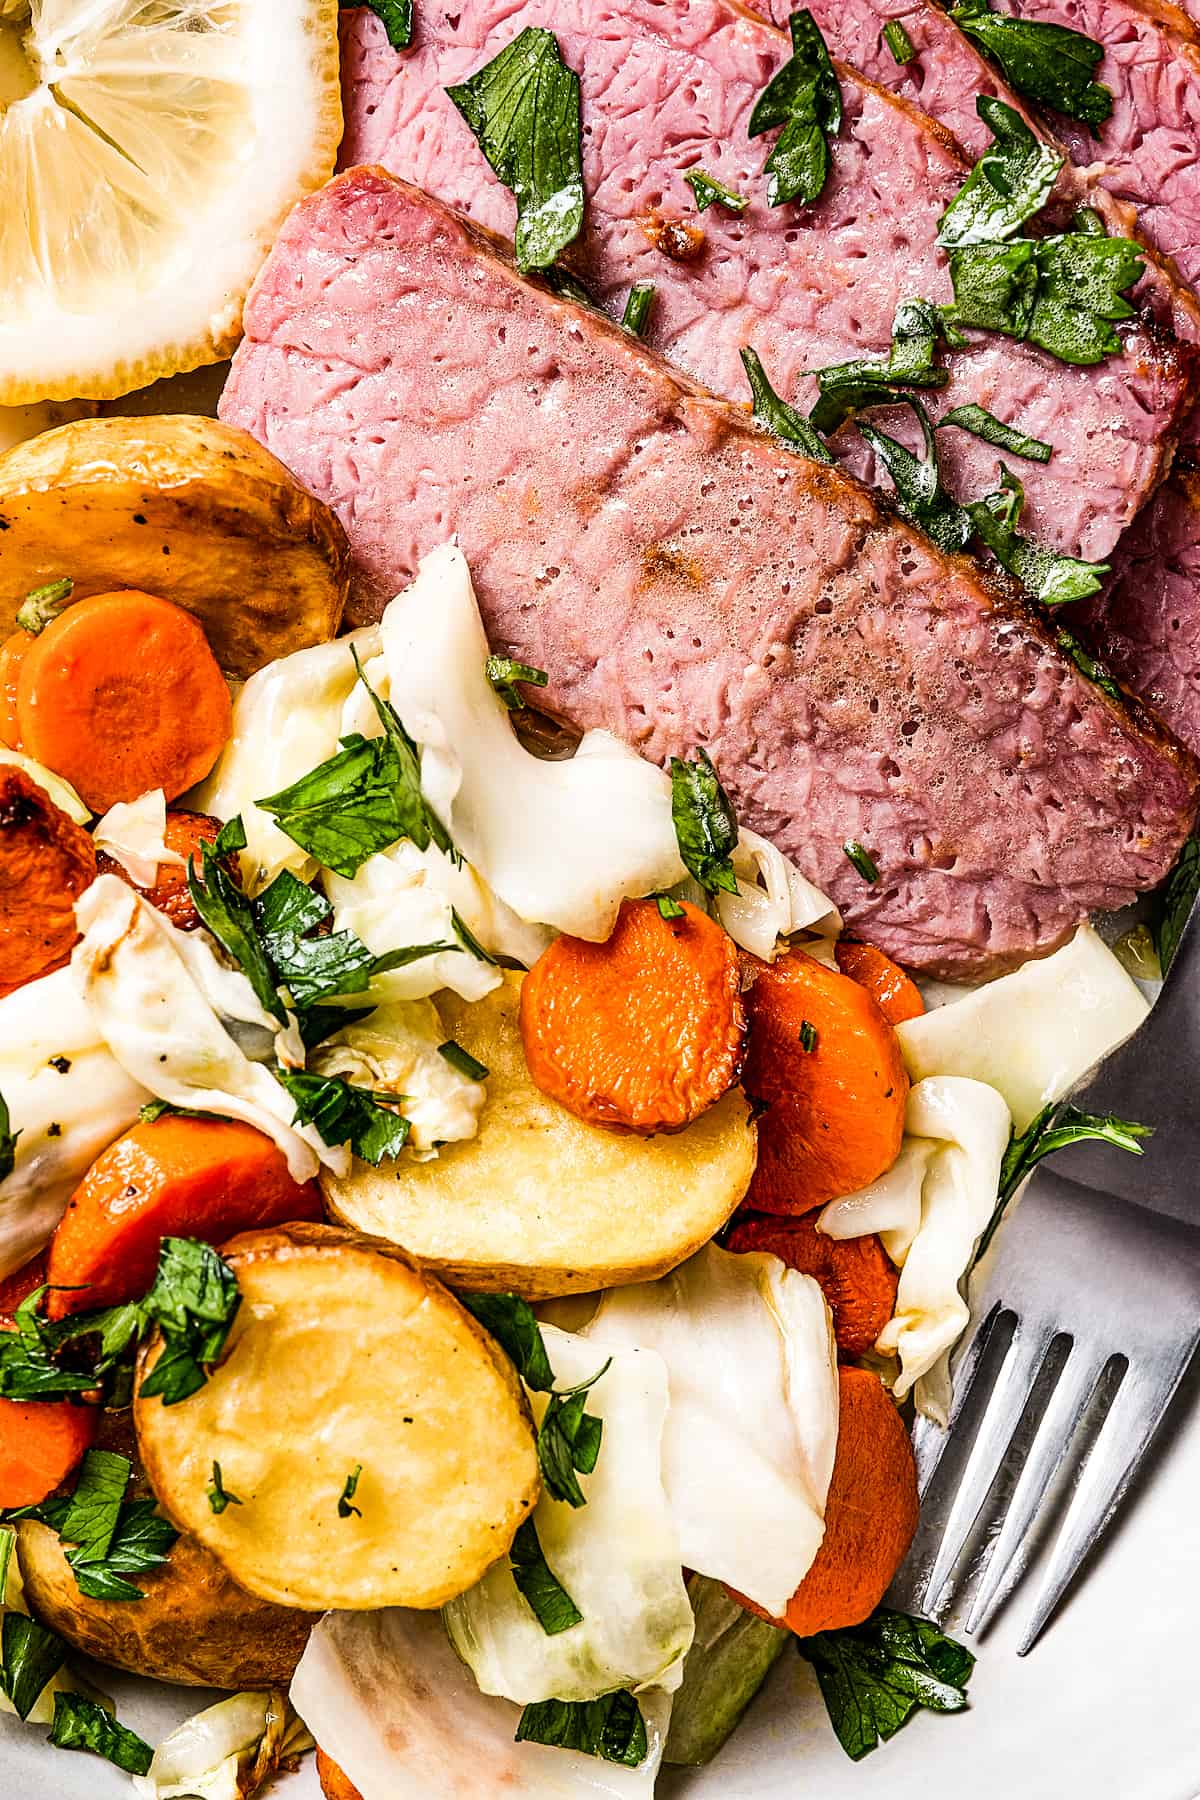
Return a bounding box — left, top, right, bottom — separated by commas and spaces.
0, 0, 342, 402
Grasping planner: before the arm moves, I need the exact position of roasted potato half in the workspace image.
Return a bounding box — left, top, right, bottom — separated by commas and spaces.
322, 973, 758, 1298
16, 1411, 314, 1687
0, 415, 350, 676
134, 1223, 540, 1612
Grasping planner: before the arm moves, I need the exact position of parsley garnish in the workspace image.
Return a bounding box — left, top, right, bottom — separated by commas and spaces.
798, 1610, 973, 1760
459, 1293, 555, 1391
748, 9, 841, 208
799, 1020, 818, 1053
938, 403, 1052, 463
684, 169, 749, 214
967, 466, 1108, 604
0, 1614, 65, 1719
13, 1450, 179, 1603
975, 1101, 1151, 1263
338, 1464, 363, 1519
950, 0, 1111, 129
1154, 837, 1200, 976
0, 1086, 19, 1183
451, 906, 498, 964
620, 282, 656, 336
670, 749, 740, 896
654, 893, 685, 920
882, 18, 915, 63
214, 814, 248, 856
515, 1691, 647, 1766
344, 0, 413, 50
936, 99, 1062, 248
206, 1461, 242, 1515
1054, 627, 1124, 703
843, 841, 880, 883
1025, 229, 1142, 365
187, 836, 286, 1025
437, 1039, 489, 1081
856, 396, 974, 555
139, 1099, 227, 1125
138, 1238, 242, 1408
486, 655, 550, 710
278, 1070, 411, 1165
809, 297, 950, 434
0, 1288, 103, 1402
448, 28, 584, 273
537, 1360, 609, 1508
741, 346, 834, 464
48, 1691, 153, 1775
509, 1517, 582, 1634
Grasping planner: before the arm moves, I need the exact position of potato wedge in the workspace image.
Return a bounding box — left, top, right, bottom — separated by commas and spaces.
134, 1223, 539, 1612
15, 1411, 314, 1687
322, 973, 757, 1298
0, 416, 350, 676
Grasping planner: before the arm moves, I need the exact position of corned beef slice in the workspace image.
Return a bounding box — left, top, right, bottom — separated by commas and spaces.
336, 0, 1192, 564
218, 170, 1197, 977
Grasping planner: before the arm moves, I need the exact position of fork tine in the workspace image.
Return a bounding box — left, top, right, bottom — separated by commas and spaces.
1017, 1347, 1197, 1655
911, 1303, 1007, 1498
964, 1344, 1106, 1637
919, 1315, 1056, 1618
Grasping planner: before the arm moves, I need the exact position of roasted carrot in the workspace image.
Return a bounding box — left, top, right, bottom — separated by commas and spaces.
0, 1389, 98, 1509
0, 766, 96, 998
0, 629, 33, 748
46, 1117, 325, 1321
727, 1214, 898, 1359
0, 1251, 48, 1317
741, 948, 908, 1215
835, 940, 925, 1026
15, 589, 232, 813
519, 898, 745, 1134
96, 807, 226, 932
316, 1750, 363, 1800
731, 1366, 918, 1637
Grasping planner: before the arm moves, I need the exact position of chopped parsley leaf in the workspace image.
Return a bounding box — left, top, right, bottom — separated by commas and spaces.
509, 1518, 583, 1634
684, 168, 749, 213
748, 9, 842, 208
670, 749, 740, 896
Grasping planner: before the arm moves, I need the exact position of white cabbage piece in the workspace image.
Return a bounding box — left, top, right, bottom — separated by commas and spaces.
291, 1607, 671, 1800
582, 1245, 838, 1617
71, 876, 331, 1183
714, 828, 840, 961
821, 1077, 1012, 1419
312, 999, 486, 1158
93, 789, 184, 889
897, 925, 1147, 1132
131, 1690, 311, 1800
444, 1327, 693, 1704
0, 1524, 92, 1724
0, 965, 148, 1279
196, 626, 381, 892
0, 748, 90, 823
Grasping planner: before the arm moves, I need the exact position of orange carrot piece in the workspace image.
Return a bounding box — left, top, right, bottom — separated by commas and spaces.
519, 898, 745, 1134
0, 766, 97, 998
96, 807, 226, 932
0, 629, 33, 748
741, 948, 908, 1215
835, 940, 925, 1026
316, 1750, 363, 1800
0, 1251, 48, 1317
0, 1388, 98, 1509
731, 1366, 918, 1637
46, 1117, 325, 1321
15, 589, 232, 813
727, 1214, 898, 1359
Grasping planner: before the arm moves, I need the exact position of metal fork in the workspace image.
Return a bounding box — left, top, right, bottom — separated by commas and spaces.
892, 901, 1200, 1654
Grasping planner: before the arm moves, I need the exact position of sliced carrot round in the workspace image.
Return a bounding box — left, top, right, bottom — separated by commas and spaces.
742, 948, 908, 1215
0, 1393, 98, 1508
96, 807, 225, 932
15, 589, 232, 813
0, 765, 97, 998
730, 1366, 918, 1637
46, 1116, 325, 1320
519, 898, 745, 1134
0, 629, 33, 747
835, 940, 925, 1026
727, 1214, 898, 1359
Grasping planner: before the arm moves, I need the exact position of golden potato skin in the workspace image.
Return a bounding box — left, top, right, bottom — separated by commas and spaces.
0, 415, 349, 675
134, 1223, 541, 1613
317, 1749, 363, 1800
323, 972, 758, 1298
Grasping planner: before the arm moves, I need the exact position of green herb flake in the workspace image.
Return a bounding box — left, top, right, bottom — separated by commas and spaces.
741, 346, 834, 463
213, 814, 248, 856
882, 18, 916, 64
937, 98, 1062, 248
975, 1101, 1151, 1263
1154, 837, 1200, 976
0, 1087, 19, 1183
451, 907, 499, 965
509, 1518, 583, 1634
843, 841, 880, 883
950, 0, 1111, 129
438, 1039, 489, 1081
187, 838, 286, 1025
138, 1237, 242, 1409
486, 655, 551, 710
855, 396, 974, 555
515, 1691, 648, 1766
448, 27, 585, 272
654, 892, 685, 920
798, 1609, 974, 1761
799, 1020, 818, 1053
684, 168, 750, 214
0, 1614, 65, 1720
748, 9, 842, 209
1055, 627, 1124, 702
620, 281, 656, 336
338, 1464, 364, 1519
670, 749, 741, 896
1026, 230, 1142, 365
810, 297, 950, 434
206, 1461, 243, 1516
938, 403, 1052, 463
345, 0, 413, 50
48, 1691, 153, 1776
278, 1070, 411, 1166
459, 1292, 556, 1391
537, 1360, 609, 1508
967, 466, 1108, 603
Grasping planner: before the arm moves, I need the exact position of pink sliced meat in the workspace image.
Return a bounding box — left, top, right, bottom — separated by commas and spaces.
337, 0, 1194, 564
218, 169, 1198, 977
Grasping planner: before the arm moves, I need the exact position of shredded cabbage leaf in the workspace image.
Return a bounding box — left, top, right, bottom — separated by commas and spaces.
714, 828, 840, 960
444, 1326, 693, 1703
131, 1689, 311, 1800
582, 1245, 839, 1616
93, 789, 184, 889
0, 748, 90, 824
311, 999, 486, 1158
